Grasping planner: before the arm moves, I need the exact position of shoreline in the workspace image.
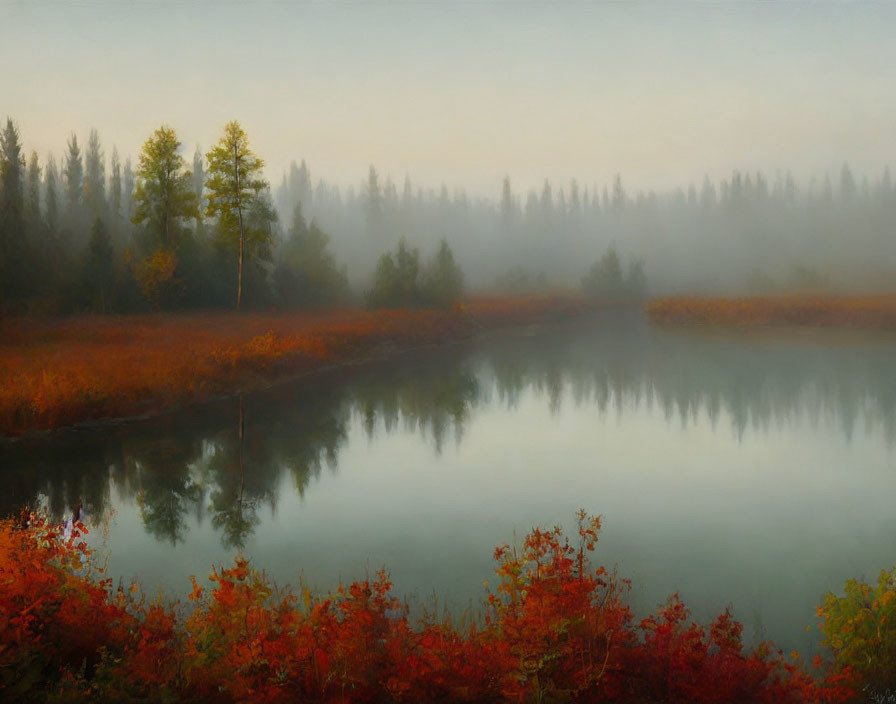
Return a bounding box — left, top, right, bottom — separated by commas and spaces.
0, 296, 596, 437
646, 294, 896, 329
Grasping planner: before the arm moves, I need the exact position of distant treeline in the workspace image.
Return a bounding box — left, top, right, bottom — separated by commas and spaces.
2, 115, 895, 313
278, 160, 896, 297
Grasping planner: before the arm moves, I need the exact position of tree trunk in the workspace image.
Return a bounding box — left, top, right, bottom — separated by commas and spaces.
234, 142, 244, 310
237, 212, 243, 309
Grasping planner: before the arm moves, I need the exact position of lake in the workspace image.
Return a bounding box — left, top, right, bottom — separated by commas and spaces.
4, 309, 896, 656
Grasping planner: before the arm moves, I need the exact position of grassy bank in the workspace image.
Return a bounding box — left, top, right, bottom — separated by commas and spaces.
646, 295, 896, 329
0, 297, 592, 436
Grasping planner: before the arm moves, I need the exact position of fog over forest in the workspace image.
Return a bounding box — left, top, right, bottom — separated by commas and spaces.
274, 157, 896, 295
2, 2, 896, 312
1, 117, 895, 313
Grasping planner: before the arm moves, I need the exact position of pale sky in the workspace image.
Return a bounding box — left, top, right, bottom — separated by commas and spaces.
2, 1, 895, 198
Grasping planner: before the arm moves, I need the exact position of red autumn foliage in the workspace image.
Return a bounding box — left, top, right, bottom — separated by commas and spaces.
0, 510, 858, 703
0, 296, 593, 436
647, 294, 896, 329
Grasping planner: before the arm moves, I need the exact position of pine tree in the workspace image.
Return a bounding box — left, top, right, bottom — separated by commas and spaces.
45, 154, 60, 238
83, 128, 105, 218
84, 216, 114, 312
26, 150, 41, 227
364, 164, 383, 239
123, 157, 135, 221
0, 118, 25, 300
63, 133, 83, 212
294, 159, 312, 212
501, 176, 514, 229
109, 146, 121, 220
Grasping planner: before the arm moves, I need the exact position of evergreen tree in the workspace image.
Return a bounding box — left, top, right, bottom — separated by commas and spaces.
582, 245, 624, 299
501, 176, 514, 229
421, 239, 463, 307
402, 174, 413, 208
109, 146, 121, 220
840, 163, 856, 203
205, 120, 270, 309
0, 118, 25, 301
364, 164, 383, 238
63, 133, 83, 212
540, 179, 553, 217
83, 128, 105, 218
367, 237, 420, 309
122, 157, 135, 222
294, 159, 312, 212
25, 150, 41, 227
569, 179, 581, 216
83, 216, 114, 312
611, 174, 626, 213
44, 154, 60, 238
274, 203, 347, 307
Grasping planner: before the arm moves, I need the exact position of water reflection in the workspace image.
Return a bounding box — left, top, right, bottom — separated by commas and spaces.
3, 313, 896, 551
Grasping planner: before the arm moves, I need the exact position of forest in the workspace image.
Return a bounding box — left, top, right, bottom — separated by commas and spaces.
2, 116, 896, 318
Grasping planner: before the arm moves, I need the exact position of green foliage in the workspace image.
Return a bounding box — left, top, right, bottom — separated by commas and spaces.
1, 119, 25, 289
108, 147, 121, 221
367, 237, 421, 309
367, 238, 464, 309
25, 151, 41, 229
83, 217, 115, 313
274, 204, 347, 308
421, 238, 464, 307
45, 155, 60, 238
205, 121, 272, 309
82, 128, 106, 219
63, 133, 83, 212
582, 245, 647, 301
132, 126, 197, 253
817, 567, 896, 695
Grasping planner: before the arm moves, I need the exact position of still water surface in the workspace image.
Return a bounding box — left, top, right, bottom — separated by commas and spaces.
5, 311, 896, 654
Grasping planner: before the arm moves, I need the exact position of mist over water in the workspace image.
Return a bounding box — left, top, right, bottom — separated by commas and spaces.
4, 314, 896, 655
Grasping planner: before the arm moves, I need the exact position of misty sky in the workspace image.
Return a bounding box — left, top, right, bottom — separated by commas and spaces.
2, 1, 895, 197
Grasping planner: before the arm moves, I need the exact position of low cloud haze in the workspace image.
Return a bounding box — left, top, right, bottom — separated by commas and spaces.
2, 1, 895, 300
3, 2, 895, 195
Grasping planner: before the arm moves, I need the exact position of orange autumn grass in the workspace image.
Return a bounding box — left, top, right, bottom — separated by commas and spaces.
0, 296, 592, 436
646, 295, 896, 329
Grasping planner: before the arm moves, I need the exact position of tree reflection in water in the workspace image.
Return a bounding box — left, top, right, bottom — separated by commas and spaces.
4, 314, 896, 547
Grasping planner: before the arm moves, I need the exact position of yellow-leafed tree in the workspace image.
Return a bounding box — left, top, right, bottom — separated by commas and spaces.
205, 121, 272, 310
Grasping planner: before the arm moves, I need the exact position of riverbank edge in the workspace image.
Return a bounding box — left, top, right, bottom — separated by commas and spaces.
0, 297, 598, 437
646, 294, 896, 329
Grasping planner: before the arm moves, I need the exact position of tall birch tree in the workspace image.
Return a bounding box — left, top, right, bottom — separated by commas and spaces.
205, 121, 269, 309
